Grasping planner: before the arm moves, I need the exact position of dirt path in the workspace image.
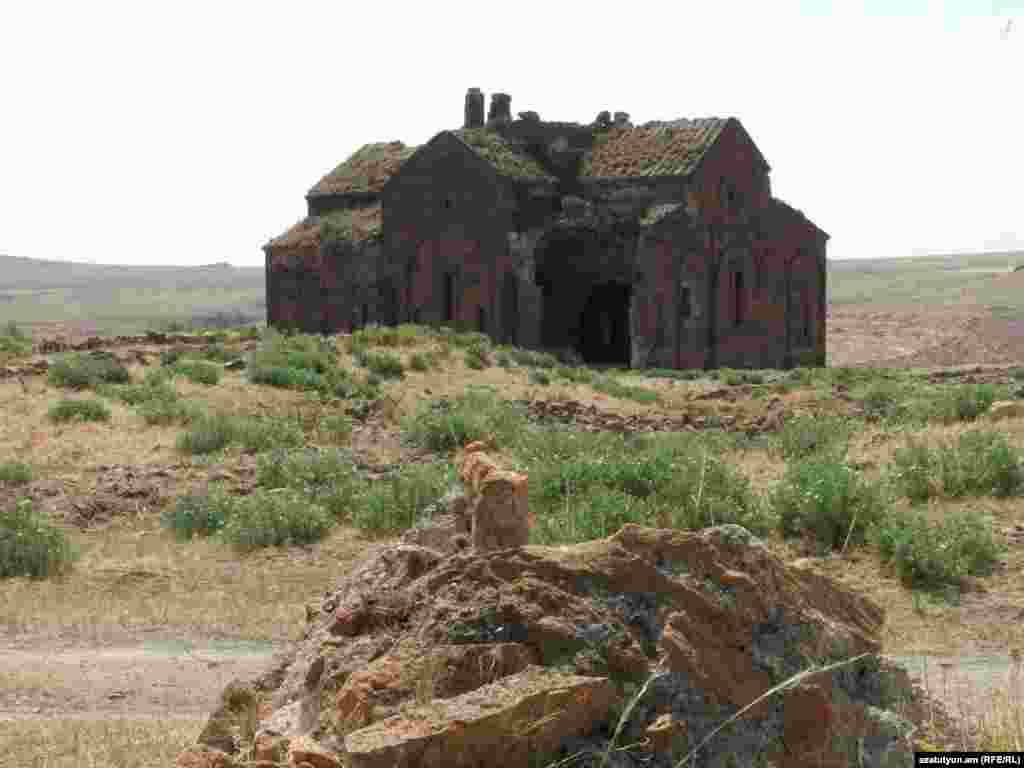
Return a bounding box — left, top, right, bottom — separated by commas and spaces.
0, 635, 285, 722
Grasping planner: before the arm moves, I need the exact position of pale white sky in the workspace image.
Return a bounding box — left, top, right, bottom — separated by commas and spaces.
1, 1, 1021, 267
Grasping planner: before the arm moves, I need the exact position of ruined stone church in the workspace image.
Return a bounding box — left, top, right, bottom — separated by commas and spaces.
265, 89, 827, 369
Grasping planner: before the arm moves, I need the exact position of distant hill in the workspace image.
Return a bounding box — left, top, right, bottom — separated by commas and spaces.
0, 254, 265, 337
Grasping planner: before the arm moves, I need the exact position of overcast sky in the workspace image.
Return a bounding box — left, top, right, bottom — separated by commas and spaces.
1, 0, 1021, 267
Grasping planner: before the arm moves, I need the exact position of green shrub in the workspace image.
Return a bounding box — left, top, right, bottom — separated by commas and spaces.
361, 351, 405, 380
354, 462, 453, 531
0, 462, 32, 486
527, 434, 767, 544
450, 331, 491, 350
464, 345, 491, 370
891, 441, 935, 504
233, 415, 305, 453
555, 366, 596, 385
256, 447, 363, 519
645, 368, 702, 381
893, 431, 1023, 501
161, 489, 232, 541
410, 352, 435, 372
47, 353, 130, 390
876, 508, 1003, 590
776, 415, 851, 460
534, 489, 655, 544
405, 389, 527, 453
319, 413, 353, 445
99, 380, 178, 406
772, 458, 886, 551
592, 377, 659, 404
138, 397, 203, 426
48, 398, 111, 423
861, 381, 901, 421
529, 370, 551, 386
496, 353, 512, 369
0, 499, 78, 579
0, 322, 32, 358
199, 343, 234, 363
930, 384, 997, 424
176, 412, 237, 454
220, 488, 334, 550
173, 360, 222, 386
507, 348, 558, 369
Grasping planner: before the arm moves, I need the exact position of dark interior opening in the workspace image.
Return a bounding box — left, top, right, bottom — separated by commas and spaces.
578, 282, 632, 365
443, 272, 456, 323
536, 230, 632, 367
734, 271, 745, 326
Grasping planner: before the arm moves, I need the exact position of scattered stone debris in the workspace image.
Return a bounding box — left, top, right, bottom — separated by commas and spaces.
178, 516, 927, 768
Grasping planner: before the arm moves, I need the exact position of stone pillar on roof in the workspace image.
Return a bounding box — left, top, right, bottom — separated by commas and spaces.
465, 88, 485, 129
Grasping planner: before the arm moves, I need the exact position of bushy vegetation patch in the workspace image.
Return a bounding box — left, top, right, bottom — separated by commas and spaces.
173, 359, 222, 386
257, 447, 363, 519
0, 321, 32, 359
524, 431, 766, 544
248, 331, 354, 395
318, 413, 353, 445
360, 351, 405, 380
928, 384, 997, 424
48, 398, 111, 423
591, 376, 659, 404
776, 415, 852, 460
0, 499, 78, 579
137, 396, 204, 426
99, 379, 178, 407
555, 366, 596, 385
349, 324, 426, 349
354, 461, 454, 531
875, 508, 1003, 590
47, 353, 130, 390
220, 488, 334, 550
464, 344, 491, 370
505, 347, 558, 369
528, 370, 551, 386
176, 412, 237, 455
233, 415, 305, 453
891, 431, 1024, 502
645, 368, 703, 381
405, 388, 528, 453
161, 488, 233, 541
0, 461, 32, 486
772, 458, 887, 551
860, 381, 903, 421
409, 352, 436, 372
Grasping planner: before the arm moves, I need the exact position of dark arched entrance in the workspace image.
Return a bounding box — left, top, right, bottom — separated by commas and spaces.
578, 282, 631, 365
535, 229, 632, 367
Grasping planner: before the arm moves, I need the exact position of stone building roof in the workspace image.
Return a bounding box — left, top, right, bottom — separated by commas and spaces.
451, 129, 557, 181
308, 143, 419, 197
266, 204, 383, 251
581, 118, 729, 178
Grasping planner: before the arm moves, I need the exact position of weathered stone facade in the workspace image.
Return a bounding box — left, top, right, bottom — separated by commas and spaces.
265, 89, 828, 369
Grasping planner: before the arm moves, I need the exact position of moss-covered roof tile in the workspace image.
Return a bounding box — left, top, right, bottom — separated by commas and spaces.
309, 142, 418, 197
581, 118, 728, 178
266, 204, 383, 252
452, 128, 556, 181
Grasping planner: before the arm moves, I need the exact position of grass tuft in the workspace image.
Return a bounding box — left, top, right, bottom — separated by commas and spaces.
0, 461, 33, 486
0, 499, 79, 579
48, 398, 111, 423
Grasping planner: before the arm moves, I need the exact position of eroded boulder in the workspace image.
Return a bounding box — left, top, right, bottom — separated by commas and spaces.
179, 523, 921, 768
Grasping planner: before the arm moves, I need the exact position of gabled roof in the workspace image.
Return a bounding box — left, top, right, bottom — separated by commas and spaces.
581, 118, 729, 178
308, 142, 419, 197
450, 128, 557, 181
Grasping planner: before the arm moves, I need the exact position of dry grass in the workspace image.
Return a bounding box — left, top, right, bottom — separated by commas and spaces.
0, 717, 202, 768
0, 513, 376, 643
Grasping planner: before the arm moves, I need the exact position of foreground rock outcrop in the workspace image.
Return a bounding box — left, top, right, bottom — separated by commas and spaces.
176, 513, 930, 768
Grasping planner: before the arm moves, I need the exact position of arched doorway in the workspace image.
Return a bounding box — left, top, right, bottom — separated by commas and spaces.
578, 282, 631, 365
534, 228, 632, 367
